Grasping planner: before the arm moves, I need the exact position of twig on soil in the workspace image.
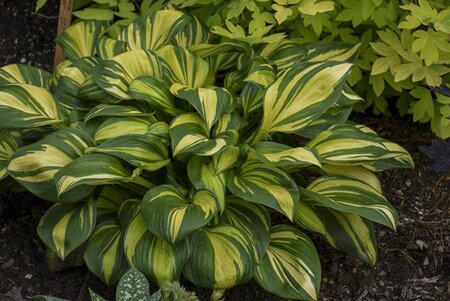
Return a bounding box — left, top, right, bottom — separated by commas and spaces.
32, 12, 58, 19
386, 248, 421, 276
77, 272, 90, 301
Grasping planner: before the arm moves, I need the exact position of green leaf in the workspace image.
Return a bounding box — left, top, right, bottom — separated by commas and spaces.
93, 49, 163, 99
188, 157, 226, 211
212, 146, 241, 174
215, 198, 271, 262
170, 83, 234, 131
297, 0, 334, 16
252, 142, 322, 168
142, 185, 219, 243
123, 209, 190, 285
73, 8, 115, 21
304, 175, 398, 229
116, 268, 151, 301
33, 296, 70, 301
183, 225, 256, 289
0, 84, 62, 128
254, 225, 321, 301
315, 207, 377, 264
305, 42, 360, 63
84, 220, 129, 285
259, 61, 352, 135
258, 40, 308, 70
117, 10, 191, 50
227, 159, 299, 219
37, 197, 96, 260
169, 113, 238, 156
88, 289, 106, 301
8, 128, 95, 202
157, 45, 212, 88
293, 200, 326, 234
35, 0, 48, 12
308, 124, 413, 168
96, 37, 127, 60
56, 20, 109, 61
172, 16, 209, 48
84, 104, 150, 122
0, 64, 52, 89
87, 134, 170, 172
322, 164, 382, 192
129, 76, 180, 115
0, 130, 19, 180
54, 153, 137, 202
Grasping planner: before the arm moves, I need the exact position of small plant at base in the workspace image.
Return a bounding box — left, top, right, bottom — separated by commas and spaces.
0, 7, 414, 301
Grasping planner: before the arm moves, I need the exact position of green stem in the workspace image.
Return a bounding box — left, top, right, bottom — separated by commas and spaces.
248, 128, 268, 145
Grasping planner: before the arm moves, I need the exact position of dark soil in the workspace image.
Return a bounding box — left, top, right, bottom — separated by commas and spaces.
0, 1, 449, 300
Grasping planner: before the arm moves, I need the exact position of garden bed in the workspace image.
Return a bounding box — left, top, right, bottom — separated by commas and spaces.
0, 1, 449, 300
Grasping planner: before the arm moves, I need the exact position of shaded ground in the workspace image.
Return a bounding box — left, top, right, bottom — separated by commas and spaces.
0, 1, 449, 300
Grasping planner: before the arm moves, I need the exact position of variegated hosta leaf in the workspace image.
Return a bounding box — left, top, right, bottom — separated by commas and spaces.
96, 36, 126, 60
322, 164, 382, 193
308, 124, 414, 169
363, 140, 415, 171
56, 20, 109, 61
213, 112, 243, 136
84, 104, 150, 122
170, 83, 234, 131
315, 207, 377, 265
8, 128, 95, 202
123, 210, 190, 285
183, 225, 256, 289
84, 220, 128, 285
0, 84, 62, 128
128, 76, 180, 115
96, 185, 136, 219
304, 175, 398, 229
226, 160, 299, 219
54, 56, 100, 110
293, 200, 326, 234
53, 60, 72, 87
118, 10, 190, 51
240, 82, 265, 116
212, 146, 240, 174
142, 185, 219, 243
215, 198, 271, 262
93, 49, 163, 99
188, 157, 226, 211
54, 153, 138, 202
157, 45, 212, 88
305, 42, 360, 63
0, 130, 19, 180
169, 113, 238, 157
0, 64, 52, 89
116, 268, 151, 301
189, 42, 249, 59
172, 15, 209, 48
94, 116, 163, 142
258, 40, 308, 70
294, 105, 352, 139
255, 225, 321, 301
252, 142, 322, 168
37, 197, 96, 260
244, 57, 276, 89
78, 76, 122, 105
259, 61, 352, 135
87, 134, 170, 172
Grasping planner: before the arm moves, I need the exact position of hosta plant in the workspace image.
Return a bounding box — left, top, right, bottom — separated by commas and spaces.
0, 8, 413, 301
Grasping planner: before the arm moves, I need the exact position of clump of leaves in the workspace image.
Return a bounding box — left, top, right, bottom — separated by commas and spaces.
1, 7, 414, 301
418, 139, 450, 173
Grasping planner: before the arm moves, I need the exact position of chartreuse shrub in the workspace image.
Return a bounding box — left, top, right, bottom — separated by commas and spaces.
0, 9, 413, 301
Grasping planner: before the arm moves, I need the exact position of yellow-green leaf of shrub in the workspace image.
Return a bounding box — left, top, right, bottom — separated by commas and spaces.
0, 84, 62, 128
254, 225, 321, 301
8, 128, 95, 202
315, 207, 377, 265
304, 175, 398, 229
37, 196, 96, 260
142, 185, 219, 243
183, 225, 256, 289
226, 159, 299, 219
84, 220, 128, 285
